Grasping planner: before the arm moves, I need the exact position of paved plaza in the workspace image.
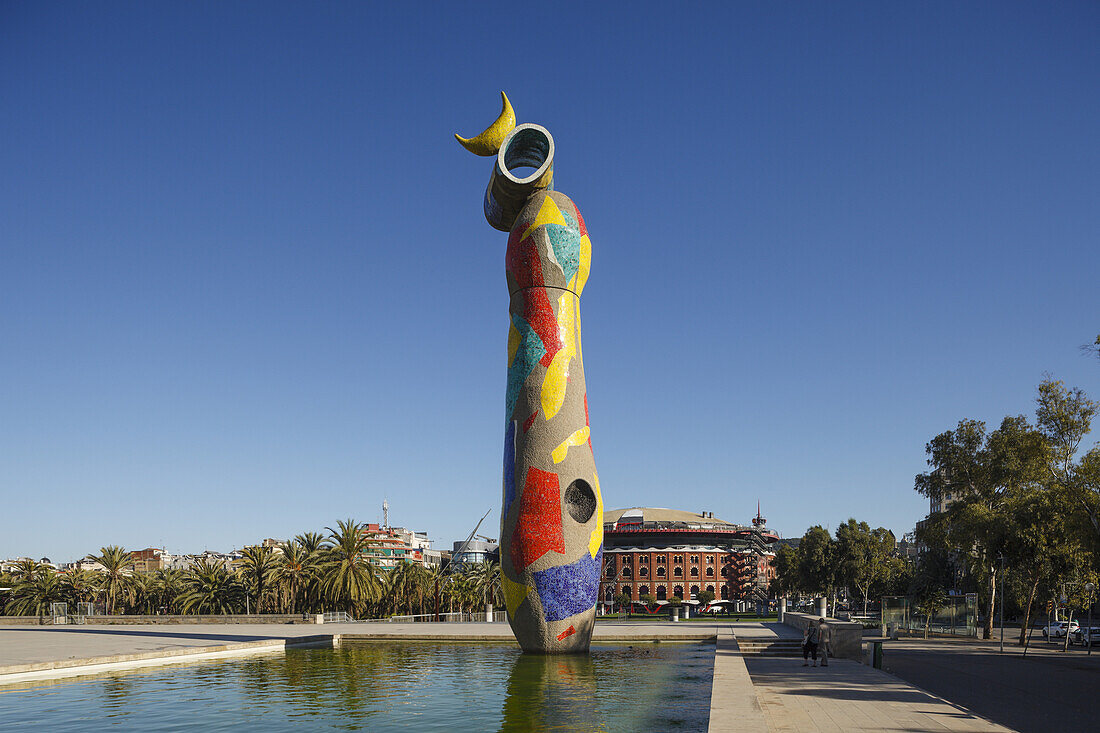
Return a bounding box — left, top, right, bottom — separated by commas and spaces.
879, 635, 1100, 733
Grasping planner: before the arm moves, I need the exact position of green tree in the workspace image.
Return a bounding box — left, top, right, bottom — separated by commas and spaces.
696, 590, 715, 606
615, 591, 632, 612
84, 546, 135, 615
274, 542, 316, 614
770, 543, 801, 598
381, 561, 433, 617
179, 559, 243, 614
237, 545, 279, 614
835, 519, 895, 615
294, 532, 327, 613
915, 416, 1047, 638
464, 560, 503, 613
321, 519, 382, 617
62, 568, 101, 608
1035, 379, 1099, 548
798, 526, 836, 604
149, 569, 184, 614
4, 564, 65, 622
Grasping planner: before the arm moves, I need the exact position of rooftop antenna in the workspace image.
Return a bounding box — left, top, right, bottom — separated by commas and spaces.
382, 498, 389, 529
753, 501, 766, 527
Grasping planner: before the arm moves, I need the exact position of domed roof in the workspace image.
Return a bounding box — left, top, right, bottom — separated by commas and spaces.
604, 507, 734, 526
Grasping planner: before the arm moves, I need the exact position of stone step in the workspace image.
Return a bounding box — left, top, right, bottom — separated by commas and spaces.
736, 641, 805, 656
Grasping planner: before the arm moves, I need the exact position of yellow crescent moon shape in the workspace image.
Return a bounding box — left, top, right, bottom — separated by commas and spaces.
455, 91, 516, 156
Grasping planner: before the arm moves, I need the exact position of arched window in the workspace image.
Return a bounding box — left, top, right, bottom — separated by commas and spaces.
621, 586, 632, 600
720, 585, 729, 599
606, 586, 614, 600
656, 555, 666, 564
721, 567, 729, 577
673, 555, 683, 564
656, 567, 666, 578
621, 567, 632, 579
674, 585, 683, 598
690, 555, 699, 564
638, 555, 648, 564
639, 585, 649, 597
639, 566, 648, 577
657, 585, 667, 600
674, 567, 683, 578
706, 585, 715, 594
706, 567, 714, 577
690, 567, 699, 578
690, 585, 700, 597
607, 565, 616, 578
706, 556, 714, 564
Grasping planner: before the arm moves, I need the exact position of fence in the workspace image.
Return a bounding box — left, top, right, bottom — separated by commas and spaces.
320, 610, 507, 624
881, 594, 977, 637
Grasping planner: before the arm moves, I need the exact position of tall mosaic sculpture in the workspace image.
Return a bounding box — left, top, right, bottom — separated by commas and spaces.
456, 93, 603, 653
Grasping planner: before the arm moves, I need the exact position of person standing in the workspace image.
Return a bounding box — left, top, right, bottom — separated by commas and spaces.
802, 618, 820, 666
818, 617, 830, 666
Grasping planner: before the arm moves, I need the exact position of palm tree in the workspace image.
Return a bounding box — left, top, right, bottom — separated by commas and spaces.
178, 558, 243, 614
236, 545, 279, 614
126, 572, 156, 614
465, 560, 503, 612
321, 519, 382, 618
382, 562, 431, 616
62, 568, 101, 609
293, 533, 327, 613
295, 532, 326, 555
149, 569, 184, 614
5, 567, 66, 622
274, 542, 316, 614
9, 558, 43, 583
84, 546, 134, 615
0, 569, 14, 610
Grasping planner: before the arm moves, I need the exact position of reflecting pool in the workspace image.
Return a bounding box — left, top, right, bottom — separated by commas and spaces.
0, 642, 713, 731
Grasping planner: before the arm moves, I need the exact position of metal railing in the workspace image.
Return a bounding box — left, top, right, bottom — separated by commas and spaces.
321, 610, 506, 624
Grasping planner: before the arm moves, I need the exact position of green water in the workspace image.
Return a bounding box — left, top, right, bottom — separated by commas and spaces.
0, 642, 713, 731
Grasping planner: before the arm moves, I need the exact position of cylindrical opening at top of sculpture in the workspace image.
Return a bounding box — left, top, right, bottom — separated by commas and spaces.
499, 124, 554, 184
484, 123, 555, 231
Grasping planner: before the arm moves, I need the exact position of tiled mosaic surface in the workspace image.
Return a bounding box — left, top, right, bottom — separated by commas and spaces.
500, 190, 602, 653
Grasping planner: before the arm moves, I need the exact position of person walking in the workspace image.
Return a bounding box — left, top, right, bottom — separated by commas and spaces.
818, 617, 830, 667
802, 618, 820, 666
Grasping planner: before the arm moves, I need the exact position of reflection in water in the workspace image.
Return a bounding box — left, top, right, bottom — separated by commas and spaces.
500, 644, 714, 732
501, 653, 603, 731
0, 643, 713, 732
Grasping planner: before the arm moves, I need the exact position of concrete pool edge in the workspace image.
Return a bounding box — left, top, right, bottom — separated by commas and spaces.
707, 627, 768, 733
0, 635, 335, 686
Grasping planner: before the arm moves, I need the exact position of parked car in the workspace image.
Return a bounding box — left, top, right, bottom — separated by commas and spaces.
1041, 620, 1080, 638
1070, 626, 1100, 646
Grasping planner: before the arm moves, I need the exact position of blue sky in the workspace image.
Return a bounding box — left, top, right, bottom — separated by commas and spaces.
2, 2, 1097, 561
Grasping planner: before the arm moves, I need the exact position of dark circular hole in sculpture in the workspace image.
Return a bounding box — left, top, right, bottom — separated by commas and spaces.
503, 127, 551, 181
564, 479, 596, 524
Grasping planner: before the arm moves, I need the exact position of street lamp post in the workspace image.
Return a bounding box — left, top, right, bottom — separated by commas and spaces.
1087, 582, 1096, 656
998, 553, 1005, 655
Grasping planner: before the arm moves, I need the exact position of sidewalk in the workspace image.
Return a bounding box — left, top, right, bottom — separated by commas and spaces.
745, 656, 1014, 732
877, 635, 1100, 733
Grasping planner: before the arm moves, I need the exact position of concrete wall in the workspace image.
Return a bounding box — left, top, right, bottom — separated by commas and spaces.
782, 611, 863, 661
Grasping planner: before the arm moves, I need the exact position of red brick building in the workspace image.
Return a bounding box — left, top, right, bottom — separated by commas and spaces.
600, 507, 779, 606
